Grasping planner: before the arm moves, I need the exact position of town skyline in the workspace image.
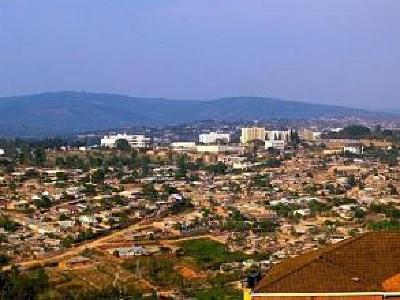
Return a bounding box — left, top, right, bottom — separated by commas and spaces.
0, 121, 400, 298
1, 1, 400, 299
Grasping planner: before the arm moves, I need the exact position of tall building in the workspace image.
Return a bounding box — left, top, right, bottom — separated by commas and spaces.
199, 131, 230, 144
240, 127, 266, 144
265, 130, 291, 142
100, 133, 150, 148
264, 130, 291, 150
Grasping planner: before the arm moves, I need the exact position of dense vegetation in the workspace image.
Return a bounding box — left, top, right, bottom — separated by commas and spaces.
0, 215, 20, 232
0, 267, 49, 300
368, 220, 400, 231
328, 125, 400, 144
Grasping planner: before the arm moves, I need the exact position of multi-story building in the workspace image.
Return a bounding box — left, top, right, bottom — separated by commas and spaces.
343, 144, 364, 154
199, 132, 230, 144
171, 142, 197, 151
298, 129, 322, 142
100, 133, 150, 148
265, 130, 291, 150
265, 130, 291, 142
265, 140, 286, 151
196, 144, 244, 153
241, 127, 266, 144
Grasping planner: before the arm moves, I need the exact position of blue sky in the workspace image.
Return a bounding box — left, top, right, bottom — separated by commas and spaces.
0, 0, 399, 111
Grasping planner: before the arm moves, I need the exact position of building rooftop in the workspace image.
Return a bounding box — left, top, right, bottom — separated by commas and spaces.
255, 231, 400, 293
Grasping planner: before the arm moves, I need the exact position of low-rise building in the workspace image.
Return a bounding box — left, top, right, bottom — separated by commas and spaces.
101, 133, 150, 148
199, 131, 230, 144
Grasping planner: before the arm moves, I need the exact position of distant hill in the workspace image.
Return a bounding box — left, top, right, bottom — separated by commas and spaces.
0, 91, 395, 137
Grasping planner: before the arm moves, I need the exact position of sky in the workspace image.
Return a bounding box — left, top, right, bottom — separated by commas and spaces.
0, 0, 399, 111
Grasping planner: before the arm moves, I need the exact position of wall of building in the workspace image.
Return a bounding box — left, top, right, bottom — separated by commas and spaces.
199, 132, 230, 144
241, 127, 266, 144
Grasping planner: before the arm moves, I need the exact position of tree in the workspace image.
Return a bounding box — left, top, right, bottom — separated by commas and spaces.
65, 155, 86, 169
344, 125, 371, 135
0, 215, 20, 232
62, 235, 74, 248
56, 172, 68, 182
115, 139, 131, 151
388, 183, 398, 195
206, 162, 227, 175
175, 154, 188, 179
0, 253, 9, 266
142, 183, 158, 201
0, 266, 49, 299
55, 157, 65, 166
91, 168, 105, 184
33, 147, 46, 166
354, 208, 366, 219
163, 185, 179, 195
59, 213, 69, 221
139, 155, 151, 176
290, 130, 301, 147
265, 158, 281, 168
34, 195, 52, 209
347, 174, 357, 188
24, 168, 38, 179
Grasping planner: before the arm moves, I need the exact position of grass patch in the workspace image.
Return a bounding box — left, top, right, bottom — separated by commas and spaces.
122, 256, 184, 288
368, 219, 400, 231
180, 239, 247, 270
194, 286, 242, 300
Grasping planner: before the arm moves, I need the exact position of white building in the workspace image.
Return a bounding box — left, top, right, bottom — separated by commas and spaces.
171, 142, 197, 151
265, 140, 286, 151
265, 130, 291, 142
343, 144, 364, 154
240, 127, 266, 144
0, 149, 4, 156
101, 133, 150, 148
264, 130, 291, 150
196, 145, 244, 153
199, 132, 230, 144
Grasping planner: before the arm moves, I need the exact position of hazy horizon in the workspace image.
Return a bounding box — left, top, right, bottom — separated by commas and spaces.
1, 0, 399, 111
2, 90, 399, 115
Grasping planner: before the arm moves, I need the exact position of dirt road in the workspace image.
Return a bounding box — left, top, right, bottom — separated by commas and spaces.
3, 221, 150, 271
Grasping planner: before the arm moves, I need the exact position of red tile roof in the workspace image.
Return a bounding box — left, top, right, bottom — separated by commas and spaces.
383, 274, 400, 292
255, 232, 400, 293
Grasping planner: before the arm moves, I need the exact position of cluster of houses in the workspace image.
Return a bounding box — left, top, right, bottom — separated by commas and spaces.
0, 125, 398, 295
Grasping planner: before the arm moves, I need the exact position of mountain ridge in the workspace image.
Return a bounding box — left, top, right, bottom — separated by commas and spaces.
0, 91, 396, 137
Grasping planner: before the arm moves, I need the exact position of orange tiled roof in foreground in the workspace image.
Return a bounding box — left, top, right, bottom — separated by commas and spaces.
255, 232, 400, 293
383, 274, 400, 292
